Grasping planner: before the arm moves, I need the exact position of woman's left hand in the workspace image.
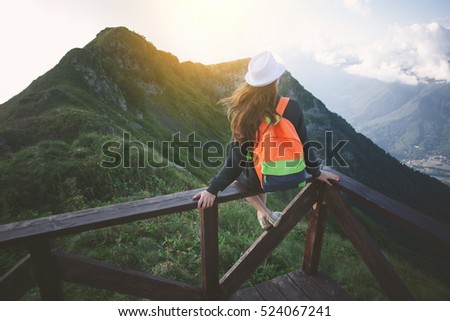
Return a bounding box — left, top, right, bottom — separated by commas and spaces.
192, 190, 217, 209
315, 170, 340, 186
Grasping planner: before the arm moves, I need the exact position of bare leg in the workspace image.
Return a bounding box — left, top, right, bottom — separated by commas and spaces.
257, 193, 267, 220
245, 193, 271, 220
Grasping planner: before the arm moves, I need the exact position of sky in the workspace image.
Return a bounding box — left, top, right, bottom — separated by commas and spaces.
0, 0, 449, 103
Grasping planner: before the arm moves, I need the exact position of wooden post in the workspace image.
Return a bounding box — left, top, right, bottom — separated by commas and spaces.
200, 204, 220, 300
325, 186, 415, 300
29, 240, 64, 300
302, 184, 327, 275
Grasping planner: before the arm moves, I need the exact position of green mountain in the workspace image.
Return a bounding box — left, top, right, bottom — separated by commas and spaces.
1, 26, 449, 224
354, 82, 450, 184
342, 81, 450, 161
1, 26, 450, 299
300, 66, 450, 184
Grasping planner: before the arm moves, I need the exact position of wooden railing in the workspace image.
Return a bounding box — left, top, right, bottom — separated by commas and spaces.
1, 168, 449, 301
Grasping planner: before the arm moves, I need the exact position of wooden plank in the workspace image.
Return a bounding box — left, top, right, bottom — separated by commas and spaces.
0, 254, 35, 300
255, 281, 287, 300
325, 187, 414, 300
302, 184, 327, 275
220, 182, 318, 299
200, 204, 220, 300
325, 167, 450, 251
310, 272, 352, 301
229, 293, 242, 301
0, 181, 257, 248
287, 270, 331, 301
230, 270, 348, 302
271, 274, 310, 300
54, 251, 203, 300
237, 287, 265, 300
29, 240, 64, 300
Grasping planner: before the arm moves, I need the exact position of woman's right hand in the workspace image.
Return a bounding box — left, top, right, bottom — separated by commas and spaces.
315, 170, 340, 186
192, 190, 217, 209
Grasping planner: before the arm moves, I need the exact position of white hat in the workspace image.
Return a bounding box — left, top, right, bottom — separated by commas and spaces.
245, 51, 286, 87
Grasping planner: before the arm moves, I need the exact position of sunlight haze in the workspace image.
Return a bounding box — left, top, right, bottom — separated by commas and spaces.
0, 0, 449, 103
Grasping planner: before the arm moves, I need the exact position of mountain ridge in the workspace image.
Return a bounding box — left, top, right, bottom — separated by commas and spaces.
0, 26, 449, 227
296, 62, 450, 161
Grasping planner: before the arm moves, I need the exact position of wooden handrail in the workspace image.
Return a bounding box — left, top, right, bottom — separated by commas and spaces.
1, 168, 449, 301
325, 168, 450, 250
1, 169, 448, 251
0, 181, 257, 248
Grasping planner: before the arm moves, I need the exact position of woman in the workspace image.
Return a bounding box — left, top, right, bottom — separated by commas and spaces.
193, 51, 339, 230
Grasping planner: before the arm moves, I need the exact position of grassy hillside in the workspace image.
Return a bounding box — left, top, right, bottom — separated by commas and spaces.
1, 26, 449, 299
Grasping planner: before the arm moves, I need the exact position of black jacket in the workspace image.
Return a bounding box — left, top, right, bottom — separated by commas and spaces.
206, 98, 321, 195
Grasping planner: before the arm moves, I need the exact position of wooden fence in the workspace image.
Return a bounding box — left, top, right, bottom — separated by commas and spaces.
1, 168, 449, 300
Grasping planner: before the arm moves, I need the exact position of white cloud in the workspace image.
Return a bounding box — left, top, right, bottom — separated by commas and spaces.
343, 0, 372, 17
348, 22, 450, 84
302, 22, 450, 85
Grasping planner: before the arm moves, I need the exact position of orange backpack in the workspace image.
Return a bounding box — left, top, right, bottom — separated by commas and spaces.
253, 97, 306, 192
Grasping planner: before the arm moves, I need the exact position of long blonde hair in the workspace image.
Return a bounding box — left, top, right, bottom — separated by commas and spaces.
219, 81, 278, 144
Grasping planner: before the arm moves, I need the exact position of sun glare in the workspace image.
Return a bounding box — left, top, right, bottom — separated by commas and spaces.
151, 0, 253, 63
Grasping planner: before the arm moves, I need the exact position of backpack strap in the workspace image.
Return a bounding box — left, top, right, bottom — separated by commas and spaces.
264, 97, 290, 125
276, 97, 290, 116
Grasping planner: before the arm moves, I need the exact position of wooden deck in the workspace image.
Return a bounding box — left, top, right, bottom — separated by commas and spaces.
230, 270, 351, 301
